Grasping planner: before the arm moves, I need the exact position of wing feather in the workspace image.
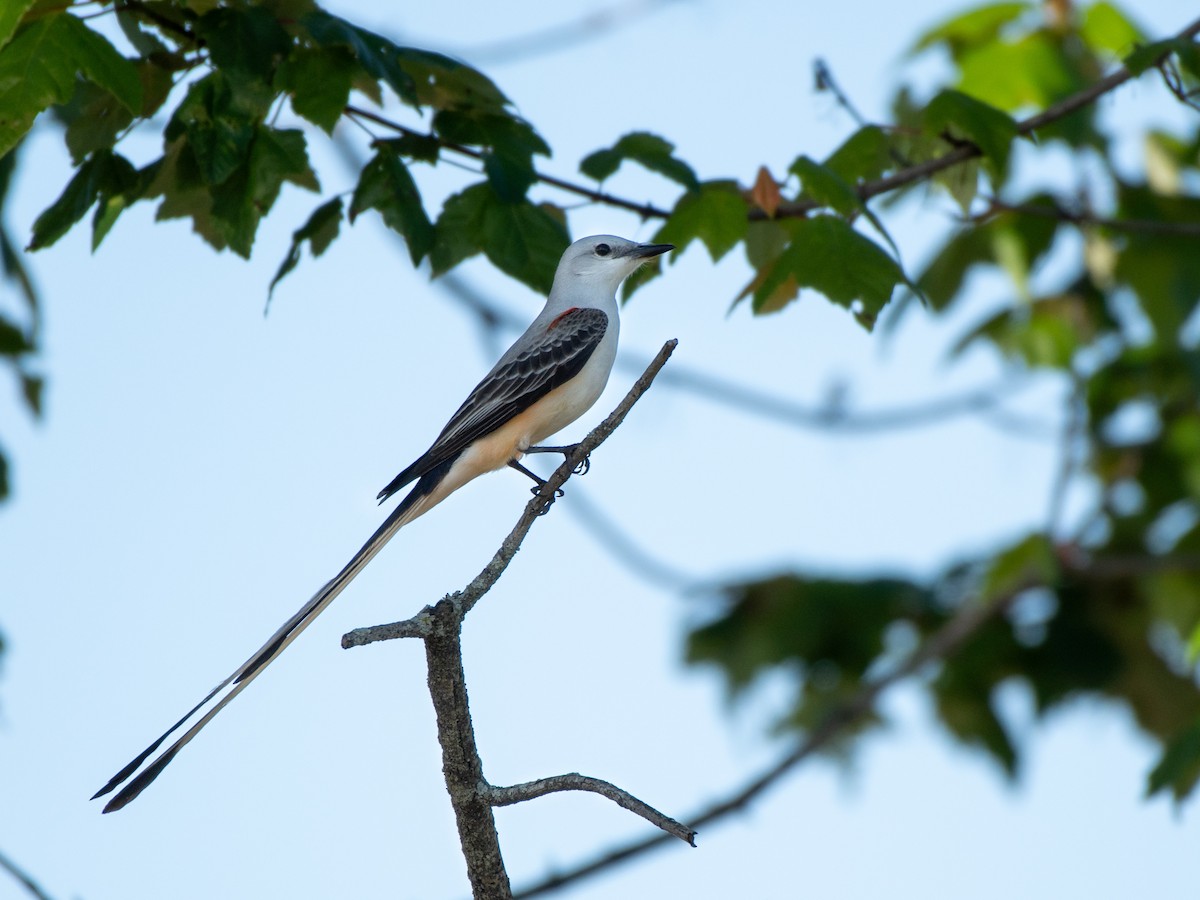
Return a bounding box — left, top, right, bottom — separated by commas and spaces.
377, 307, 608, 502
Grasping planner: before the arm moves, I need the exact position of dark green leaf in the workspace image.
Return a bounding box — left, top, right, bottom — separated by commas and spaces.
1114, 185, 1200, 338
580, 131, 698, 189
165, 74, 257, 186
270, 197, 343, 298
277, 46, 355, 133
1123, 37, 1191, 77
430, 182, 568, 293
59, 12, 142, 115
393, 46, 509, 112
20, 373, 43, 416
430, 183, 488, 275
381, 133, 440, 164
303, 10, 417, 106
197, 6, 290, 81
655, 181, 747, 262
29, 150, 136, 250
790, 155, 859, 216
822, 125, 896, 184
477, 195, 570, 294
350, 148, 434, 264
924, 89, 1018, 180
0, 313, 31, 354
59, 80, 135, 165
434, 109, 548, 200
755, 216, 904, 326
1147, 719, 1200, 801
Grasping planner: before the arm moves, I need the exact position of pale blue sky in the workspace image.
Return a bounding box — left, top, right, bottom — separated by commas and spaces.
1, 2, 1195, 898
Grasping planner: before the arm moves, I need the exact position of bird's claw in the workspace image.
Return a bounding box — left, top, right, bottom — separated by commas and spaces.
572, 454, 591, 476
530, 483, 564, 515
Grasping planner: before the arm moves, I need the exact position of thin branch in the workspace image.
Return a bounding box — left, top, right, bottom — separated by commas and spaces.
443, 0, 686, 66
343, 339, 679, 648
983, 199, 1200, 237
343, 106, 672, 220
1047, 371, 1087, 538
483, 774, 696, 846
512, 585, 1024, 898
0, 849, 55, 900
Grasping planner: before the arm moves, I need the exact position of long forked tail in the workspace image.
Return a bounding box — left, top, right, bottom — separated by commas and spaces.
92, 464, 453, 813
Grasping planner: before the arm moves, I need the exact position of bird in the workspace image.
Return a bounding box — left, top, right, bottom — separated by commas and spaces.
92, 234, 673, 813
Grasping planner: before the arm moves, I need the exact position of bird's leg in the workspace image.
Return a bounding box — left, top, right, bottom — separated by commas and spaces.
525, 443, 591, 476
507, 460, 563, 515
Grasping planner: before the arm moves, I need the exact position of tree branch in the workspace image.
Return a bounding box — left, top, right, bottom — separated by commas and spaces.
483, 774, 697, 847
340, 343, 680, 898
512, 585, 1025, 898
981, 199, 1200, 237
0, 849, 54, 900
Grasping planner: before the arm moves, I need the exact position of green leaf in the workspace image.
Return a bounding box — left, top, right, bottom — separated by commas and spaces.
924, 89, 1018, 181
434, 109, 548, 201
580, 131, 698, 189
277, 46, 355, 133
912, 2, 1030, 56
303, 10, 417, 106
477, 196, 570, 294
0, 15, 80, 157
393, 46, 509, 112
956, 31, 1088, 114
165, 73, 257, 186
430, 183, 488, 275
59, 12, 142, 115
28, 150, 136, 250
349, 147, 434, 264
1123, 37, 1192, 77
0, 0, 34, 51
822, 125, 895, 184
755, 216, 904, 327
979, 533, 1056, 601
790, 155, 860, 216
430, 183, 568, 293
655, 181, 747, 262
1114, 185, 1200, 338
1147, 718, 1200, 801
0, 313, 32, 354
1080, 2, 1145, 57
270, 197, 343, 298
58, 80, 135, 165
196, 6, 291, 81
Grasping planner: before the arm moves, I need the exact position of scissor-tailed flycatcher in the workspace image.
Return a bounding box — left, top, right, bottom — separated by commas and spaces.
93, 234, 672, 813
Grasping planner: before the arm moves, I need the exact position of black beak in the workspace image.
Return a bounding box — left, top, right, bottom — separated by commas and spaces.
626, 243, 674, 259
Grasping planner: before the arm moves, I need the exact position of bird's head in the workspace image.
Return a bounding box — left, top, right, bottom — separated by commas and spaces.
554, 235, 674, 295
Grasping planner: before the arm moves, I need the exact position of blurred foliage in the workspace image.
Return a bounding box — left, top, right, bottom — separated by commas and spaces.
1, 0, 1199, 801
685, 2, 1200, 803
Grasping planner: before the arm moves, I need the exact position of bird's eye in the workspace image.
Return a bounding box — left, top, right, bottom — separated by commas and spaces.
595, 243, 612, 257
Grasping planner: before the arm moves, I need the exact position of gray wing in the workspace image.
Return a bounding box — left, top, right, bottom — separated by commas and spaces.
377, 306, 608, 502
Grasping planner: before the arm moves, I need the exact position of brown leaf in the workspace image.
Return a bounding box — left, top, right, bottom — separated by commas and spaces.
749, 165, 782, 218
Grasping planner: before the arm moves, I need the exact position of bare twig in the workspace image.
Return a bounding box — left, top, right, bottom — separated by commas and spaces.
443, 0, 686, 66
0, 849, 54, 900
512, 586, 1024, 898
982, 199, 1200, 237
483, 774, 697, 846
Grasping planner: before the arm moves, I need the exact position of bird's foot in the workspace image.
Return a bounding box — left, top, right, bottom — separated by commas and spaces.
526, 443, 591, 476
530, 483, 565, 515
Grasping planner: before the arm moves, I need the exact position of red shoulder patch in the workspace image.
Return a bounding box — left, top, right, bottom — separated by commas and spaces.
546, 307, 580, 330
